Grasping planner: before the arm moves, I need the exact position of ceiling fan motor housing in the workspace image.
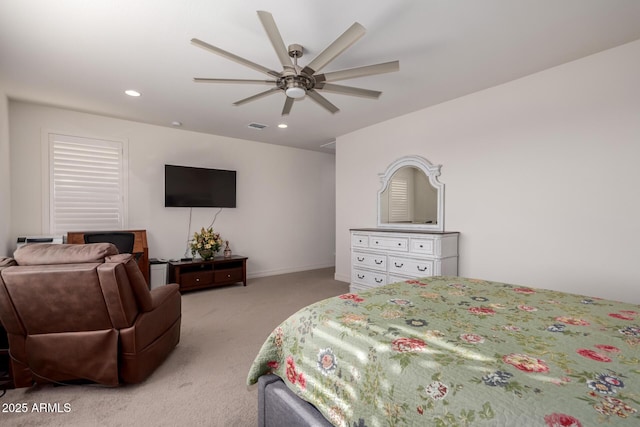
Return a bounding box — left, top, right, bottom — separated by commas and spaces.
279, 73, 314, 98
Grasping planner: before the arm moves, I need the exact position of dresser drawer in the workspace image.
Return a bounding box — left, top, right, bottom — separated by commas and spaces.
352, 251, 386, 271
410, 238, 435, 255
388, 256, 433, 278
369, 236, 408, 252
350, 281, 374, 293
180, 270, 214, 288
351, 234, 369, 248
352, 269, 387, 288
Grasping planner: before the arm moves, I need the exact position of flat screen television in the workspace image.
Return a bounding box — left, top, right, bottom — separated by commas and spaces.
165, 164, 236, 208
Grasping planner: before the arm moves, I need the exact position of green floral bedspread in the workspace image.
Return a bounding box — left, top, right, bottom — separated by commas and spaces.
247, 276, 640, 426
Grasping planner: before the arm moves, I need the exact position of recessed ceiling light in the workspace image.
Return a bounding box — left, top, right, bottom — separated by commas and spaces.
125, 90, 141, 97
278, 123, 288, 129
171, 121, 183, 127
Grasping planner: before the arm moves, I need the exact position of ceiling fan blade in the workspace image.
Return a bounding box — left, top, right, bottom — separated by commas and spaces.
282, 97, 294, 116
191, 38, 280, 78
233, 87, 281, 106
315, 83, 381, 99
194, 78, 277, 84
302, 22, 366, 75
307, 90, 339, 114
316, 60, 399, 83
257, 11, 294, 72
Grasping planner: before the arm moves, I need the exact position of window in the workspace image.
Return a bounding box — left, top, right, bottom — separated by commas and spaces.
388, 177, 409, 222
47, 133, 127, 235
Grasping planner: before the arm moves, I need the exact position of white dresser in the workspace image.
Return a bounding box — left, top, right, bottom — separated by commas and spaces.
350, 228, 459, 292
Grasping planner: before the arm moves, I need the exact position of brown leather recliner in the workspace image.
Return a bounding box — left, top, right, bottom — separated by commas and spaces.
0, 243, 181, 388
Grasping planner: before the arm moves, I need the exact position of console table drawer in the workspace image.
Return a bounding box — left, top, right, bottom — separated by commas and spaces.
214, 268, 243, 283
180, 270, 214, 288
352, 251, 386, 271
388, 256, 433, 278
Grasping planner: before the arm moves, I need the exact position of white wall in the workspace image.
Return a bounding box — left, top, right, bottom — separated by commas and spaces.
336, 39, 640, 304
9, 101, 336, 277
0, 91, 10, 256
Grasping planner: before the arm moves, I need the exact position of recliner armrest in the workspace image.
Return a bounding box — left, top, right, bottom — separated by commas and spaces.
120, 284, 181, 355
149, 283, 180, 311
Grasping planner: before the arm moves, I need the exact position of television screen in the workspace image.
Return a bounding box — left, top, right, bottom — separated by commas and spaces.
165, 165, 236, 208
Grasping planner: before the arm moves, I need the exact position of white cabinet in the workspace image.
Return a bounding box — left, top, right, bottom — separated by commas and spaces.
150, 262, 169, 290
350, 229, 458, 292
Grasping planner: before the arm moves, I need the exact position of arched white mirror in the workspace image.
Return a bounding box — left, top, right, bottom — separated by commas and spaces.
377, 155, 444, 231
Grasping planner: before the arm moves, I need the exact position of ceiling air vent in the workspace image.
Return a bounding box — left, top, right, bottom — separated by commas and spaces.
248, 122, 268, 130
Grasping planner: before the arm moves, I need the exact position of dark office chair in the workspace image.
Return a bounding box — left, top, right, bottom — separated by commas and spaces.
84, 232, 136, 256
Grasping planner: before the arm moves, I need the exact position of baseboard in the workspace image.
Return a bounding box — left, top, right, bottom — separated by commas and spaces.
247, 263, 335, 280
334, 272, 350, 283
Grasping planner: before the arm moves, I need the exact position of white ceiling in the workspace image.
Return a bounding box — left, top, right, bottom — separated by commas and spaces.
2, 1, 640, 152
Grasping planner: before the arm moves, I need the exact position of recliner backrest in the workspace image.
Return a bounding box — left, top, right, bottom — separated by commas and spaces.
2, 243, 136, 333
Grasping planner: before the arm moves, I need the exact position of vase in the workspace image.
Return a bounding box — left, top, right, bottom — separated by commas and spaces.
223, 240, 232, 258
198, 249, 214, 261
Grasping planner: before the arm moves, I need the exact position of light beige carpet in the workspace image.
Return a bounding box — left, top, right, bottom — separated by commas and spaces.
1, 268, 348, 427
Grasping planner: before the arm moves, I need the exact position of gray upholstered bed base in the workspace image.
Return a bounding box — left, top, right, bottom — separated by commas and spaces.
258, 374, 333, 427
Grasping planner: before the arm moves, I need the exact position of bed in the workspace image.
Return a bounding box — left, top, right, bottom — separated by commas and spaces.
247, 276, 640, 426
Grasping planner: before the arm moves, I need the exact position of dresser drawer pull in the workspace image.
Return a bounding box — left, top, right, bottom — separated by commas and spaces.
357, 274, 365, 279
398, 243, 402, 246
375, 241, 379, 244
417, 266, 428, 272
357, 257, 364, 262
359, 239, 364, 243
375, 259, 383, 265
195, 278, 200, 282
419, 244, 424, 248
394, 262, 404, 268
227, 274, 231, 278
375, 278, 383, 283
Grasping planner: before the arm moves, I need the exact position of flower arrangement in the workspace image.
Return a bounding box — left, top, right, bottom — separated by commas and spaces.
190, 227, 223, 260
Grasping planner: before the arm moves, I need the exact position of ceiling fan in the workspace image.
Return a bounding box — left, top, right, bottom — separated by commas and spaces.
191, 10, 399, 116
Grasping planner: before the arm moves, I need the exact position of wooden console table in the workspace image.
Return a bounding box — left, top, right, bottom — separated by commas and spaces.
67, 229, 150, 285
169, 256, 248, 292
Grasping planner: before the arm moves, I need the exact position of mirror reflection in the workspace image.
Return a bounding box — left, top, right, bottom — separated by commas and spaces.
380, 166, 438, 225
377, 155, 444, 231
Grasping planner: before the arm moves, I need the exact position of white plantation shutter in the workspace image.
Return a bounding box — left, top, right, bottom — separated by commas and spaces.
49, 134, 127, 234
389, 177, 409, 222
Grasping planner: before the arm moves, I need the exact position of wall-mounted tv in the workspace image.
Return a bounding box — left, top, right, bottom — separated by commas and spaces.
165, 164, 236, 208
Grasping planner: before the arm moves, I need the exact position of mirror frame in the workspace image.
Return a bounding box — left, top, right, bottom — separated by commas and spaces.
377, 155, 444, 231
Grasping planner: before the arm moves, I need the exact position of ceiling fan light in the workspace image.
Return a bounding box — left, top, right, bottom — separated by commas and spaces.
285, 86, 306, 99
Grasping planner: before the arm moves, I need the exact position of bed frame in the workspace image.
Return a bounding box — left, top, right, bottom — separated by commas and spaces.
258, 374, 332, 427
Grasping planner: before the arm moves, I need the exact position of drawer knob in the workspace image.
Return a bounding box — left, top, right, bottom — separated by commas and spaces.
398, 243, 401, 246
417, 266, 428, 272
395, 262, 403, 268
227, 274, 231, 278
419, 244, 424, 248
375, 241, 379, 244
